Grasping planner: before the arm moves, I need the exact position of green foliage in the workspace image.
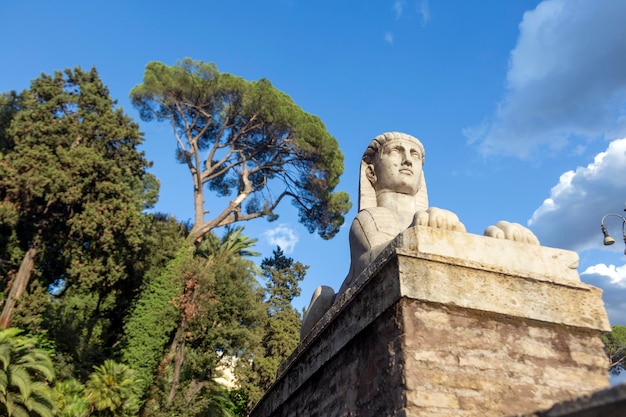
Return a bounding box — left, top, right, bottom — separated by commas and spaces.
1, 67, 157, 286
84, 360, 142, 417
53, 378, 89, 417
0, 66, 159, 367
0, 91, 22, 151
119, 223, 191, 397
227, 389, 248, 417
237, 247, 307, 408
603, 324, 626, 375
187, 229, 264, 366
11, 282, 49, 332
262, 247, 306, 309
0, 328, 56, 417
54, 362, 142, 417
0, 92, 25, 300
196, 226, 261, 260
151, 380, 234, 417
131, 58, 351, 243
44, 289, 114, 379
143, 228, 265, 416
187, 255, 263, 364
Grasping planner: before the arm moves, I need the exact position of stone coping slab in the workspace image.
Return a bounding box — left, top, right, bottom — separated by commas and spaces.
395, 226, 581, 283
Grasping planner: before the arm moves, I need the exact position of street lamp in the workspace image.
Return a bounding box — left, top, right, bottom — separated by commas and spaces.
600, 211, 626, 255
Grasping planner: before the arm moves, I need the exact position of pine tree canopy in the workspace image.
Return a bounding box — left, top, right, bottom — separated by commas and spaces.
130, 58, 351, 243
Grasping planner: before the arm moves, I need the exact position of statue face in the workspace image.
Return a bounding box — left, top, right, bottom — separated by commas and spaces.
368, 138, 423, 195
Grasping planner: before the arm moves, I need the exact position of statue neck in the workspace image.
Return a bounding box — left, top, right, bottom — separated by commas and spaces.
375, 191, 416, 227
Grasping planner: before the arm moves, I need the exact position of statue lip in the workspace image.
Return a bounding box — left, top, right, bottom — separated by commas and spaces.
399, 168, 413, 174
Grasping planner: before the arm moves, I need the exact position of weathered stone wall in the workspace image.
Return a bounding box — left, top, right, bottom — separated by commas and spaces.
250, 227, 611, 417
258, 304, 406, 416
251, 237, 409, 417
402, 301, 608, 416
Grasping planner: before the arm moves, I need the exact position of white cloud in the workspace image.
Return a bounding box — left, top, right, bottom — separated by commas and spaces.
581, 264, 626, 325
416, 0, 430, 26
393, 0, 406, 19
582, 264, 626, 287
384, 32, 394, 45
464, 0, 626, 157
263, 224, 299, 254
393, 0, 429, 25
528, 138, 626, 251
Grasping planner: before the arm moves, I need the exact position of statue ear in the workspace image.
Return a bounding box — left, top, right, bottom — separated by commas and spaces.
365, 164, 376, 184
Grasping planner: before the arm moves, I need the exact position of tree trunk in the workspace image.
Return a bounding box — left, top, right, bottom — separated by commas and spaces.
81, 291, 104, 361
0, 246, 39, 328
191, 151, 205, 240
166, 322, 188, 406
184, 378, 204, 405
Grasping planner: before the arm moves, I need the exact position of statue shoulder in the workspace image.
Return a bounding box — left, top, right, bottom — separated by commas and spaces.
350, 207, 404, 247
352, 207, 394, 232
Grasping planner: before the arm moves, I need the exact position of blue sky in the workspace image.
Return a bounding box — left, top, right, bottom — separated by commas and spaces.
3, 0, 626, 371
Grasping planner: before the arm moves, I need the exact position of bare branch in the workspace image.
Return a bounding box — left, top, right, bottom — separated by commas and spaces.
201, 147, 238, 182
611, 355, 626, 370
204, 112, 233, 176
202, 113, 265, 181
189, 191, 290, 243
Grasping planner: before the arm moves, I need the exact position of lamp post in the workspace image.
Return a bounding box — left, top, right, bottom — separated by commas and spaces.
600, 210, 626, 255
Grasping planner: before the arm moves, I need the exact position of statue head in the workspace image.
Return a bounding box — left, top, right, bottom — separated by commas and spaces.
359, 132, 428, 211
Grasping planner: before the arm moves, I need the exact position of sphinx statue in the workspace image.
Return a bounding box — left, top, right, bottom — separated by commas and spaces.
300, 132, 539, 340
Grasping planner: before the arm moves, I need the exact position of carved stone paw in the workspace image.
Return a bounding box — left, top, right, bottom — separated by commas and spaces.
484, 220, 539, 245
413, 207, 466, 232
